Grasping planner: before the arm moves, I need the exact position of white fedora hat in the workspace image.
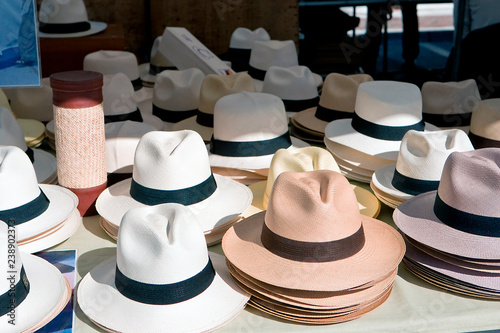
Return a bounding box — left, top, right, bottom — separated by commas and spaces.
7, 78, 54, 122
422, 79, 480, 133
221, 27, 271, 72
248, 40, 323, 91
78, 203, 249, 332
152, 68, 204, 130
38, 0, 107, 38
325, 81, 440, 162
262, 66, 319, 118
96, 130, 252, 233
208, 92, 309, 170
0, 146, 77, 242
171, 72, 256, 142
0, 107, 57, 184
0, 223, 71, 332
372, 129, 475, 201
140, 36, 177, 85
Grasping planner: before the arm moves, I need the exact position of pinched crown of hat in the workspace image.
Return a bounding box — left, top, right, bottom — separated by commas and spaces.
84, 50, 141, 83
8, 78, 54, 122
39, 0, 89, 24
230, 27, 271, 49
321, 73, 373, 114
102, 73, 141, 120
150, 36, 175, 68
249, 40, 298, 72
469, 98, 500, 148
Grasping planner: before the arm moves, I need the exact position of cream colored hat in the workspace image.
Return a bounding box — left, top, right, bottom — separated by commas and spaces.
7, 77, 53, 122
140, 36, 177, 85
171, 72, 256, 142
422, 79, 480, 132
469, 98, 500, 148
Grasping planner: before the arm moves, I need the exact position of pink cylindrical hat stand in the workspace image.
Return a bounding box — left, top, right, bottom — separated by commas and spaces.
51, 70, 107, 216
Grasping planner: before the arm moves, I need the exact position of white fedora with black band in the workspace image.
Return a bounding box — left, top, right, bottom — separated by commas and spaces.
140, 36, 178, 86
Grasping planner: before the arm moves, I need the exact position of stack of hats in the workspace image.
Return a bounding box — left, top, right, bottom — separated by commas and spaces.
291, 73, 372, 142
208, 92, 309, 184
96, 130, 252, 245
394, 149, 500, 299
140, 36, 177, 87
468, 98, 500, 149
0, 146, 81, 254
78, 203, 250, 332
247, 146, 380, 218
371, 129, 474, 208
223, 170, 405, 324
324, 81, 439, 183
16, 118, 46, 148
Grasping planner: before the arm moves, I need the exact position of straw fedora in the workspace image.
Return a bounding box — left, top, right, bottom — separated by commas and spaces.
220, 27, 271, 72
0, 146, 78, 242
394, 148, 500, 260
38, 0, 107, 38
372, 129, 474, 200
7, 77, 53, 122
0, 107, 57, 184
293, 73, 373, 134
140, 36, 177, 86
422, 79, 480, 133
468, 98, 500, 149
96, 130, 252, 233
171, 72, 256, 142
325, 81, 440, 161
78, 203, 249, 332
208, 92, 309, 170
262, 66, 319, 118
151, 68, 204, 130
0, 223, 71, 332
248, 147, 381, 218
223, 170, 405, 291
248, 40, 323, 91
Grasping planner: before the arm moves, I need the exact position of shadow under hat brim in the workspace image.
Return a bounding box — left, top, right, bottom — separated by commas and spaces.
207, 137, 310, 170
171, 115, 213, 142
1, 253, 71, 333
77, 253, 249, 333
248, 180, 380, 219
394, 191, 500, 260
325, 119, 441, 159
372, 164, 416, 201
38, 21, 107, 38
222, 211, 405, 292
96, 174, 252, 232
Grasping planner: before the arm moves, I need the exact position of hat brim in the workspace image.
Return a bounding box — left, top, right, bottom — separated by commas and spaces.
292, 107, 352, 135
171, 115, 213, 142
394, 191, 500, 260
372, 164, 415, 200
325, 119, 440, 159
96, 174, 252, 233
16, 184, 78, 241
134, 86, 153, 107
77, 252, 249, 333
1, 253, 71, 332
38, 21, 107, 38
32, 148, 57, 184
139, 63, 157, 86
17, 118, 46, 142
207, 137, 310, 170
222, 211, 405, 291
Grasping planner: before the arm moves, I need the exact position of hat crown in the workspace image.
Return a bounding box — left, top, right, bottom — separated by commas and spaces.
0, 223, 24, 295
150, 36, 175, 67
8, 78, 54, 122
438, 148, 500, 217
84, 50, 140, 81
39, 0, 89, 24
320, 73, 372, 112
470, 98, 500, 139
262, 66, 318, 100
0, 106, 28, 151
133, 130, 212, 191
153, 68, 204, 111
229, 27, 271, 49
249, 40, 298, 71
213, 92, 288, 142
102, 73, 138, 116
355, 81, 422, 126
117, 203, 209, 284
198, 73, 255, 114
396, 129, 474, 180
265, 170, 362, 242
0, 146, 40, 211
422, 79, 480, 116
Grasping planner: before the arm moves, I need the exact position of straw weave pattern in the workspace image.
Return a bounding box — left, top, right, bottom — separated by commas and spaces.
54, 104, 107, 188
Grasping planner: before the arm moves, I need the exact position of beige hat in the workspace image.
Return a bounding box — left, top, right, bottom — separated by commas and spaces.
293, 73, 373, 134
469, 98, 500, 148
140, 36, 177, 85
171, 72, 256, 142
422, 79, 480, 132
7, 77, 53, 122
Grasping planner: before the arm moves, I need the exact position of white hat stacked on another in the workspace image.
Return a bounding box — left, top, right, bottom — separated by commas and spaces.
221, 27, 271, 72
140, 36, 177, 86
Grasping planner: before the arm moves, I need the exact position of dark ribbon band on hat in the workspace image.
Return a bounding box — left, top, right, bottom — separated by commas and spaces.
25, 147, 35, 164
0, 189, 50, 226
422, 112, 472, 128
261, 223, 366, 262
131, 78, 143, 91
247, 65, 266, 81
149, 64, 177, 76
39, 21, 91, 34
152, 104, 197, 123
210, 132, 292, 157
104, 109, 143, 124
115, 259, 215, 305
130, 173, 217, 206
227, 48, 251, 60
282, 96, 320, 112
433, 193, 500, 237
351, 112, 425, 141
0, 266, 30, 316
468, 131, 500, 149
195, 110, 214, 128
314, 105, 353, 122
391, 169, 439, 196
